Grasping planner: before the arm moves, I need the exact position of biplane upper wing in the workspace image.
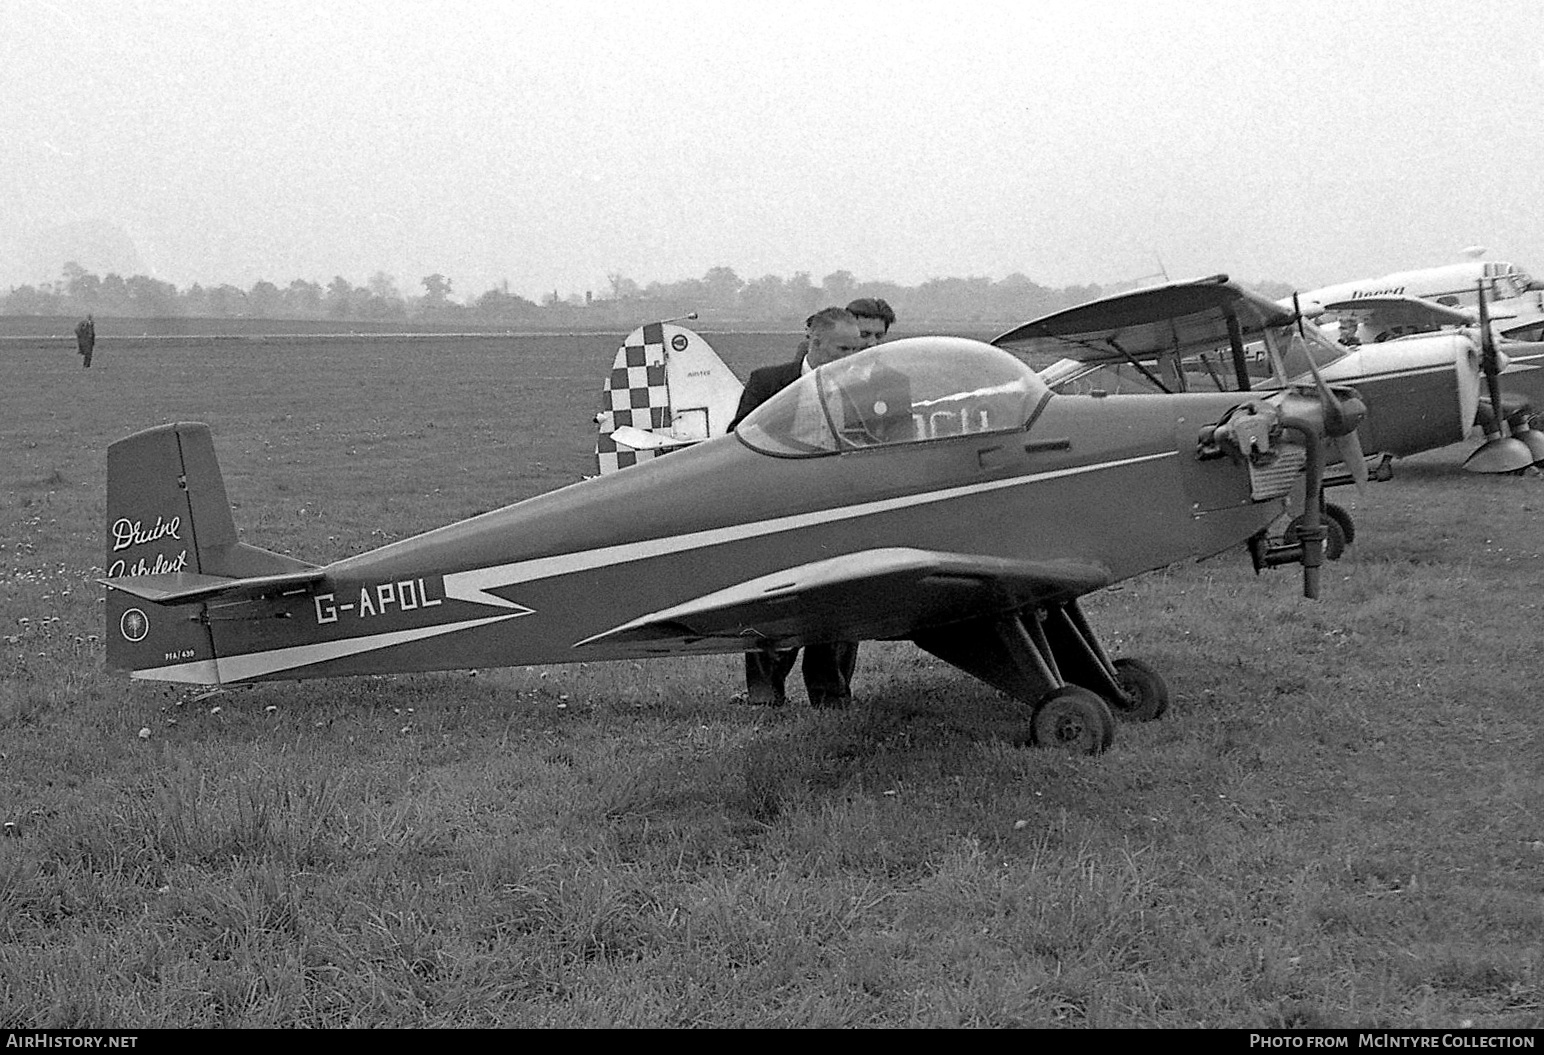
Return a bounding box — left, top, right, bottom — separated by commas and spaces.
574, 547, 1110, 652
992, 274, 1296, 364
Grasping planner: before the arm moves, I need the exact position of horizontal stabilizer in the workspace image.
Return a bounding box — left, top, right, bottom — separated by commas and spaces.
608, 424, 695, 451
575, 547, 1110, 652
101, 567, 326, 606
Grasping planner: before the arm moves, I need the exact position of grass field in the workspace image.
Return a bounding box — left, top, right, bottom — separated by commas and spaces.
1, 331, 1541, 1027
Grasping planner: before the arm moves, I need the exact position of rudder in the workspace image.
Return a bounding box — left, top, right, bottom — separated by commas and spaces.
104, 422, 312, 682
105, 423, 222, 680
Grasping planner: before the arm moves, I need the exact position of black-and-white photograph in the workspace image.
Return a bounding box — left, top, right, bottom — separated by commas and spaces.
2, 0, 1540, 1033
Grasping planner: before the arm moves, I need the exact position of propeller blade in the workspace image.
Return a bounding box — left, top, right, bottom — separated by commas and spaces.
1455, 338, 1483, 439
1477, 280, 1509, 439
1289, 295, 1365, 438
1335, 429, 1370, 495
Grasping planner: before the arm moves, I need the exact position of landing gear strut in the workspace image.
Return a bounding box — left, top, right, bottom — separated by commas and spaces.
1263, 494, 1357, 568
912, 598, 1171, 755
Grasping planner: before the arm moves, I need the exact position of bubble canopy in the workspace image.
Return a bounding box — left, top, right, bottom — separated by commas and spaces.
736, 337, 1050, 457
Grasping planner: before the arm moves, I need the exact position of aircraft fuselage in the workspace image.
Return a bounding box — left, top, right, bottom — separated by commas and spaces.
118, 392, 1286, 684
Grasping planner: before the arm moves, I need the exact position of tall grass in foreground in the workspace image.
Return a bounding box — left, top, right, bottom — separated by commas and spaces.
0, 337, 1540, 1026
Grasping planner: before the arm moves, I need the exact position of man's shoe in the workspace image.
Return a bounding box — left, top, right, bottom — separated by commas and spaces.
746, 686, 787, 707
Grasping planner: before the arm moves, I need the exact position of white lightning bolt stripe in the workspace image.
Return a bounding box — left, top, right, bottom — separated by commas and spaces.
442, 450, 1178, 600
132, 610, 531, 685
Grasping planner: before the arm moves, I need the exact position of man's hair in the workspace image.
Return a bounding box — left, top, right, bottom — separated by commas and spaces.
807, 306, 857, 334
845, 297, 896, 329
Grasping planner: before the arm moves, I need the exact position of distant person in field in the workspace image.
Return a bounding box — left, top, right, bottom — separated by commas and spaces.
846, 297, 896, 348
74, 314, 96, 368
728, 307, 868, 709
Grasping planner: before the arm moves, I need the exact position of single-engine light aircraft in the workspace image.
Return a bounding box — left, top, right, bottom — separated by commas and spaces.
103, 337, 1361, 754
993, 274, 1544, 486
1290, 257, 1544, 464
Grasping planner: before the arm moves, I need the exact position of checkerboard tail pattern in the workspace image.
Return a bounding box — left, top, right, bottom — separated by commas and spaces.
595, 322, 671, 474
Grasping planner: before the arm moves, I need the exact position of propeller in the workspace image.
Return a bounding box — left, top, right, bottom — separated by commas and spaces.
1291, 297, 1369, 492
1462, 281, 1537, 473
1271, 298, 1371, 597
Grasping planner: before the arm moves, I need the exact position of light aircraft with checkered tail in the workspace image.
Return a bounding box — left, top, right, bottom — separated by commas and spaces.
594, 316, 743, 474
101, 335, 1364, 754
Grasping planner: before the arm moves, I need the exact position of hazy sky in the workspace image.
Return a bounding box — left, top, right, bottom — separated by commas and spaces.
5, 0, 1542, 300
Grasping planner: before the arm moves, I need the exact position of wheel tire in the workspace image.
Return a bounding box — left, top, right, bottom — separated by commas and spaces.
1110, 657, 1171, 722
1283, 513, 1347, 561
1323, 501, 1356, 546
1031, 687, 1115, 755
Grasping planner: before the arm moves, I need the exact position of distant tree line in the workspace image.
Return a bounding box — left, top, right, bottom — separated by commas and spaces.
2, 261, 1297, 328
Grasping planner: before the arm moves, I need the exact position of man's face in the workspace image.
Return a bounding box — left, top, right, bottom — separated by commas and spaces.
806, 319, 866, 368
854, 315, 889, 349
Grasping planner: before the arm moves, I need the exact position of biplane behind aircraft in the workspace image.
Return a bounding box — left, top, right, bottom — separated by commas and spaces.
102, 336, 1363, 754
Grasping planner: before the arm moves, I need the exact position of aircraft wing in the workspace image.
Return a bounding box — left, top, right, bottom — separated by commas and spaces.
1319, 294, 1481, 332
993, 274, 1296, 364
574, 547, 1111, 652
100, 568, 326, 605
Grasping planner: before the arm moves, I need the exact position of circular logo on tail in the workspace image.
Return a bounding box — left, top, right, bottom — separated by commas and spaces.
671, 334, 689, 352
120, 608, 149, 642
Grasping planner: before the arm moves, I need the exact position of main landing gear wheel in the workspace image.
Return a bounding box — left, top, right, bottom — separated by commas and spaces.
1031, 687, 1115, 755
1109, 657, 1170, 722
1283, 512, 1348, 561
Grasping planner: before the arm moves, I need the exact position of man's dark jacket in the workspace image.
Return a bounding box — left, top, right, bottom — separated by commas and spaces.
728, 359, 803, 430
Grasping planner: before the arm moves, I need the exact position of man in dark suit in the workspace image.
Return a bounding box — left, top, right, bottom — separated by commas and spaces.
728, 307, 868, 708
74, 314, 96, 368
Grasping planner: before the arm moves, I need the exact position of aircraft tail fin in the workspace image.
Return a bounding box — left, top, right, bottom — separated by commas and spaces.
104, 422, 316, 681
593, 322, 743, 475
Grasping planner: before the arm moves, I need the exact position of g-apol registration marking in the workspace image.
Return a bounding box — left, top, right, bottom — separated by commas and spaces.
314, 578, 443, 624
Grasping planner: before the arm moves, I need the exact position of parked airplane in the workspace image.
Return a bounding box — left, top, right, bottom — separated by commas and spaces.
1292, 254, 1544, 457
101, 336, 1362, 754
1296, 251, 1544, 344
993, 275, 1544, 482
